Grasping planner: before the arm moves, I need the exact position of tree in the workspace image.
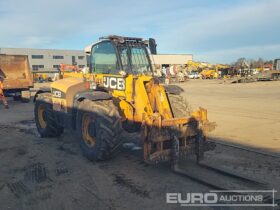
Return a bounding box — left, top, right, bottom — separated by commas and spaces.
234, 57, 247, 69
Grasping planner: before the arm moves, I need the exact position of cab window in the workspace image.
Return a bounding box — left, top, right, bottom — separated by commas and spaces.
91, 41, 119, 74
118, 45, 152, 75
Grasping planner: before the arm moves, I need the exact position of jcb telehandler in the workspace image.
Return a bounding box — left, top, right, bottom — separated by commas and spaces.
34, 35, 215, 166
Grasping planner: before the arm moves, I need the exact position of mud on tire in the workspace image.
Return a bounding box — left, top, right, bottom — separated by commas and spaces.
34, 93, 64, 137
167, 93, 205, 162
167, 94, 191, 117
76, 99, 123, 161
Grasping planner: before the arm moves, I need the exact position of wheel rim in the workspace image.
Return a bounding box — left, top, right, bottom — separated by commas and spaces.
82, 114, 96, 147
38, 104, 47, 129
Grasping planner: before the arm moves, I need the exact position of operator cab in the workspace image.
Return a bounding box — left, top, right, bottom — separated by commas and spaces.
85, 35, 154, 76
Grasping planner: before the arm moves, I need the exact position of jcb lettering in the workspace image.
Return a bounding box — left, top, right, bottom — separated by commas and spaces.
103, 77, 125, 90
53, 91, 62, 98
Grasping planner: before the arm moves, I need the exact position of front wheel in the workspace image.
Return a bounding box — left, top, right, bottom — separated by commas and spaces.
76, 99, 123, 161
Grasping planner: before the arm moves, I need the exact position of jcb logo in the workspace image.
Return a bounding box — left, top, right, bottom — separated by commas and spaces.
103, 77, 125, 90
52, 90, 62, 98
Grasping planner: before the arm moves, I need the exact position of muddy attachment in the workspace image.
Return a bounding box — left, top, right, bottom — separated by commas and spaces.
142, 107, 216, 165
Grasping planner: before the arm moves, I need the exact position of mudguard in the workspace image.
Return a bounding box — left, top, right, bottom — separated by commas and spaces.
33, 88, 51, 102
164, 85, 184, 95
75, 91, 112, 104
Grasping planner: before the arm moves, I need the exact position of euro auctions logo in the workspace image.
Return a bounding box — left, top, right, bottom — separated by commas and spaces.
167, 192, 218, 205
166, 190, 278, 207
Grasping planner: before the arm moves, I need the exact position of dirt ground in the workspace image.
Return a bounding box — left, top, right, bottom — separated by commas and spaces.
180, 80, 280, 154
0, 101, 213, 210
0, 80, 279, 210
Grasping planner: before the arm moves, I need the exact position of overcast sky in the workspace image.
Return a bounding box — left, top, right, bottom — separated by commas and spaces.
0, 0, 279, 63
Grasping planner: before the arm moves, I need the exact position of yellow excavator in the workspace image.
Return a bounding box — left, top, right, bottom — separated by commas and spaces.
199, 69, 218, 79
186, 60, 210, 72
34, 35, 215, 166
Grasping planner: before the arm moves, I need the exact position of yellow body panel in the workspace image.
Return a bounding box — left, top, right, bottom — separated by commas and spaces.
51, 77, 89, 112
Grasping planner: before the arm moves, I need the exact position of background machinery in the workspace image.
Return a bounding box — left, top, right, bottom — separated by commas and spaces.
253, 58, 280, 81
273, 58, 280, 71
0, 54, 33, 102
34, 35, 215, 166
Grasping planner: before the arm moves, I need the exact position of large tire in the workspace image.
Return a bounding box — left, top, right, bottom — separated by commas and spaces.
76, 99, 123, 161
168, 94, 191, 117
34, 93, 64, 137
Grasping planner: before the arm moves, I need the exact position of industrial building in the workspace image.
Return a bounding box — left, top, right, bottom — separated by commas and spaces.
0, 48, 87, 71
150, 54, 193, 67
0, 47, 193, 73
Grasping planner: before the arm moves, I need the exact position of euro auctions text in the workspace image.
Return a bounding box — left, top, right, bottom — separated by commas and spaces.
166, 190, 278, 207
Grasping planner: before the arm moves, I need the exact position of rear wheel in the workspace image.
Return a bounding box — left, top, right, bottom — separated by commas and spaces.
76, 99, 123, 161
34, 93, 64, 137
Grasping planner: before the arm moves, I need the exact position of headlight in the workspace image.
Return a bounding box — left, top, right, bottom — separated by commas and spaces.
85, 81, 97, 90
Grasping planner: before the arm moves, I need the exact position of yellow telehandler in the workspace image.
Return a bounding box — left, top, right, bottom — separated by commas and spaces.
34, 35, 215, 166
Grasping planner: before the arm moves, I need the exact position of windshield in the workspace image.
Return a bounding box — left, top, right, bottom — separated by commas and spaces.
118, 44, 152, 75
90, 41, 119, 74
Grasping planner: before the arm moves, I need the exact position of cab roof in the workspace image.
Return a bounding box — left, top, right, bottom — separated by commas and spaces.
84, 35, 148, 54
